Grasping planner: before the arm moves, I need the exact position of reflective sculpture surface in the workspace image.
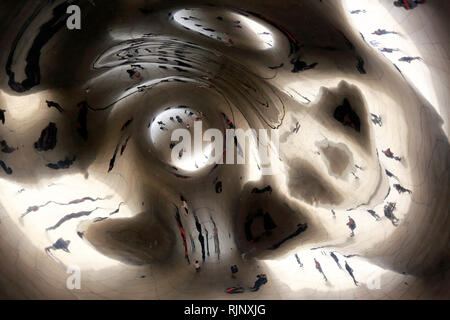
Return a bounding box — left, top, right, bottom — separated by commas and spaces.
0, 0, 448, 299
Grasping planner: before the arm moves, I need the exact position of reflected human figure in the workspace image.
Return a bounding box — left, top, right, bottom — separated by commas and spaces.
215, 181, 222, 193
46, 156, 76, 170
372, 29, 398, 36
330, 252, 342, 269
350, 9, 366, 14
345, 261, 358, 286
384, 202, 400, 226
0, 109, 5, 125
194, 260, 201, 272
178, 148, 184, 159
189, 234, 196, 252
393, 183, 412, 194
174, 206, 190, 264
212, 221, 220, 259
399, 56, 422, 63
225, 286, 244, 294
180, 195, 189, 216
293, 121, 301, 133
194, 214, 206, 262
314, 258, 327, 281
295, 253, 303, 268
1, 140, 15, 153
230, 264, 238, 278
370, 113, 382, 126
331, 209, 336, 219
290, 57, 318, 72
205, 228, 210, 257
346, 216, 356, 237
250, 274, 268, 292
385, 169, 399, 181
382, 148, 401, 161
379, 48, 399, 53
126, 68, 142, 80
356, 56, 366, 74
0, 160, 13, 175
393, 0, 425, 10
45, 238, 71, 254
367, 209, 382, 221
45, 100, 64, 113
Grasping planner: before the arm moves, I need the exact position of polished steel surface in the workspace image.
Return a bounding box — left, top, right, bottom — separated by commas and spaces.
0, 0, 448, 299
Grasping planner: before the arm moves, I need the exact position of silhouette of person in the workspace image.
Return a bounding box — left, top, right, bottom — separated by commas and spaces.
45, 100, 64, 113
194, 260, 201, 272
225, 286, 244, 294
1, 140, 15, 153
126, 68, 142, 80
46, 156, 76, 170
330, 252, 342, 269
250, 274, 268, 291
45, 238, 71, 253
0, 160, 12, 175
394, 0, 424, 10
194, 215, 206, 262
380, 48, 399, 53
393, 183, 412, 194
367, 209, 381, 221
385, 169, 399, 181
382, 148, 401, 161
356, 56, 366, 74
399, 56, 422, 63
345, 261, 358, 286
290, 57, 318, 72
231, 264, 239, 278
347, 216, 356, 237
180, 195, 189, 215
372, 29, 398, 36
0, 109, 5, 125
384, 202, 399, 226
295, 253, 303, 267
215, 181, 222, 193
370, 113, 382, 126
314, 258, 327, 281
